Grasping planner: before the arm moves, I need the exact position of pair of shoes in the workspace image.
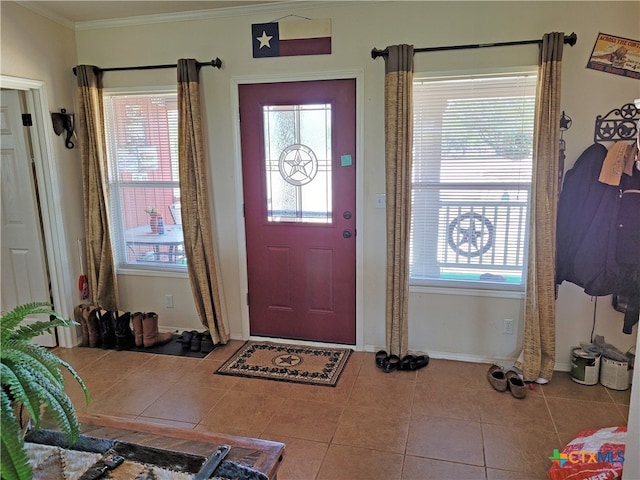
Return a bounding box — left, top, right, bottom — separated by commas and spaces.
398, 354, 430, 371
99, 309, 135, 350
131, 312, 173, 348
375, 351, 401, 372
176, 330, 215, 353
177, 330, 195, 350
486, 364, 526, 398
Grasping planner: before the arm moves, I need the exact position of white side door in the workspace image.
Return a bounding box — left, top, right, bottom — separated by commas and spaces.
1, 89, 56, 346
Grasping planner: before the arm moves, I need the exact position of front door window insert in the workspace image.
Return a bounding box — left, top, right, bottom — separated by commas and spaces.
263, 104, 332, 223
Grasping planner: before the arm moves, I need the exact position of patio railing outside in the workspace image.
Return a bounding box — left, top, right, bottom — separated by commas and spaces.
411, 185, 530, 285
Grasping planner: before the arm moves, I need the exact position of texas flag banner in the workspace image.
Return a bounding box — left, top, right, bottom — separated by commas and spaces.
252, 19, 331, 58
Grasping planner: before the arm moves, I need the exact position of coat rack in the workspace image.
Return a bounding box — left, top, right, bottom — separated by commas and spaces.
594, 102, 639, 143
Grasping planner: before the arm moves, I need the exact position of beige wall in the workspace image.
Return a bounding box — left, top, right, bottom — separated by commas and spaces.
1, 1, 84, 316
3, 1, 639, 366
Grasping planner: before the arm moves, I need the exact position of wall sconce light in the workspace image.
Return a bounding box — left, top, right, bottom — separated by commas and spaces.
51, 108, 75, 149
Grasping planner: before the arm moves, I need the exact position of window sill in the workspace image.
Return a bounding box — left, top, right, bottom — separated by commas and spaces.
117, 266, 189, 279
409, 284, 525, 299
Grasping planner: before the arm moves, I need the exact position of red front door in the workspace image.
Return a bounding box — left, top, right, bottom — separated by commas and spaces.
240, 79, 356, 344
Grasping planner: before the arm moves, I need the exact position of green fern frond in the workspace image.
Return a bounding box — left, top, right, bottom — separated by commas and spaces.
1, 392, 32, 480
3, 362, 59, 429
1, 341, 65, 388
12, 318, 77, 343
57, 358, 90, 406
1, 302, 88, 480
32, 371, 80, 445
0, 363, 43, 424
0, 302, 55, 343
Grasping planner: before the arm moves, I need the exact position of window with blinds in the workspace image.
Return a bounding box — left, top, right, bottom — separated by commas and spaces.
103, 90, 186, 271
411, 73, 537, 289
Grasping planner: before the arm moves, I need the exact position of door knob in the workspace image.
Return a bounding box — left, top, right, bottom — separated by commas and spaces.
343, 229, 352, 238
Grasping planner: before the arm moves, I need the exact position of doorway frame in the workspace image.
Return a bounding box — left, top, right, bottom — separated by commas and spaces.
1, 75, 77, 347
230, 70, 364, 350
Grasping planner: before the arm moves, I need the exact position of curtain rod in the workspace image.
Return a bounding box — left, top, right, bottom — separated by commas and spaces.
371, 33, 577, 59
72, 58, 222, 76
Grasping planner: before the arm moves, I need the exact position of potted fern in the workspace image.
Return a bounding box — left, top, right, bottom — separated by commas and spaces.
1, 302, 90, 480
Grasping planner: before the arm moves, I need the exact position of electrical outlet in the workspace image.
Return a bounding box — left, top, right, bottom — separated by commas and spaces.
165, 294, 174, 308
503, 318, 514, 335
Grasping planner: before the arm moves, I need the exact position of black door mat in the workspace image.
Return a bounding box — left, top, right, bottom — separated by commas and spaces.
82, 334, 214, 359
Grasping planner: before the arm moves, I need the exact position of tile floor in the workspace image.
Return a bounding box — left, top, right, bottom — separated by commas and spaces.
54, 341, 631, 480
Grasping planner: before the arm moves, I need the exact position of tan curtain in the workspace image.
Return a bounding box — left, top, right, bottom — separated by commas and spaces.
515, 33, 565, 382
383, 45, 414, 358
177, 59, 229, 344
76, 65, 119, 310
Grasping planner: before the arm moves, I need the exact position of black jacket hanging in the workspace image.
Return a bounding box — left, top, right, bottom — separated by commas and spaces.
555, 143, 640, 333
555, 143, 621, 296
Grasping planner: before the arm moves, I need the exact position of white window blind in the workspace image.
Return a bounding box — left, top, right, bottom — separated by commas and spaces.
103, 90, 185, 271
411, 73, 537, 289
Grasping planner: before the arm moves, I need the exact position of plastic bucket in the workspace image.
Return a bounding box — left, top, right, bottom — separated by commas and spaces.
600, 356, 629, 391
570, 347, 600, 385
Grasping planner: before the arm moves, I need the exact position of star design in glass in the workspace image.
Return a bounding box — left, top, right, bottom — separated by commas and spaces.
284, 149, 312, 180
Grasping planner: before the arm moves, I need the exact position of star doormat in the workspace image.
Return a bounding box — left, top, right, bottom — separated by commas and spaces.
215, 341, 352, 387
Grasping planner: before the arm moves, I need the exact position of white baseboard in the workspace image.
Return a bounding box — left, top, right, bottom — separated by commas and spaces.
364, 344, 572, 372
161, 326, 204, 334
220, 337, 574, 372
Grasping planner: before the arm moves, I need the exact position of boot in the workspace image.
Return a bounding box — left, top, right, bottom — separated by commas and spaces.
97, 309, 116, 349
86, 307, 102, 348
73, 304, 89, 347
114, 311, 135, 351
142, 312, 173, 348
131, 312, 144, 347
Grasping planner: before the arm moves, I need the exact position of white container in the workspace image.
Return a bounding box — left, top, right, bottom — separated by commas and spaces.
570, 347, 600, 385
600, 356, 630, 391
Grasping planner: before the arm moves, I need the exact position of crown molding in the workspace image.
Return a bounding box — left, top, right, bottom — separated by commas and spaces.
15, 1, 76, 30
73, 1, 358, 31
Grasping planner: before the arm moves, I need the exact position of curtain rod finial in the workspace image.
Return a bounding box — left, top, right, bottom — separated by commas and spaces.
212, 58, 222, 69
565, 32, 577, 46
371, 48, 387, 59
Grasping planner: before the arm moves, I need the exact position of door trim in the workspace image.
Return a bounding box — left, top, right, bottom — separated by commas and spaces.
0, 75, 76, 347
230, 70, 364, 349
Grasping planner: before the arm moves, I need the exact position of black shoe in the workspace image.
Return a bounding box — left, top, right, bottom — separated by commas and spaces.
200, 332, 215, 354
410, 354, 429, 370
177, 330, 194, 350
114, 311, 135, 351
97, 310, 116, 349
398, 355, 415, 371
189, 331, 202, 352
383, 355, 400, 373
375, 350, 388, 368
